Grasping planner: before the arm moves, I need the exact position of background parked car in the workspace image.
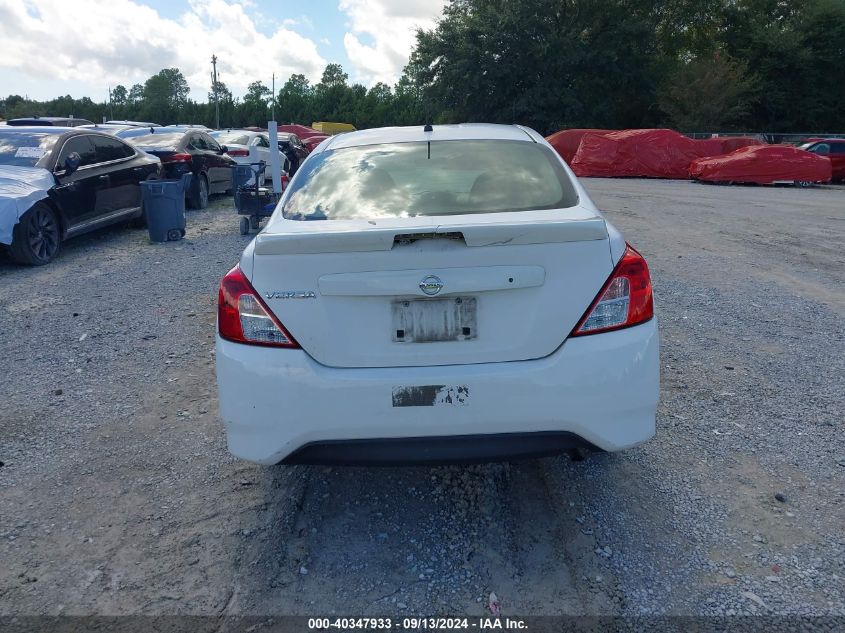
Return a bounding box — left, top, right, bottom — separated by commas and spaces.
114, 127, 162, 140
106, 120, 161, 127
276, 132, 308, 175
302, 134, 329, 153
689, 144, 832, 186
0, 126, 161, 264
800, 139, 845, 180
127, 128, 236, 209
209, 130, 290, 181
7, 117, 93, 127
78, 123, 144, 136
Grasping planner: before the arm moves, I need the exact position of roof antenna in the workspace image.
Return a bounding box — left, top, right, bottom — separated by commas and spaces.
423, 123, 433, 132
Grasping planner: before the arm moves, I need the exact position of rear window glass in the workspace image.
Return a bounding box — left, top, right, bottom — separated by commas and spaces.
129, 133, 184, 149
0, 131, 60, 167
212, 132, 250, 145
283, 140, 578, 220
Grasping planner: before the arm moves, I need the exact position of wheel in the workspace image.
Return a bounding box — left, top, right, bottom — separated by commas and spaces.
9, 202, 61, 265
239, 216, 250, 235
189, 173, 209, 209
249, 215, 260, 230
166, 229, 183, 241
795, 180, 812, 188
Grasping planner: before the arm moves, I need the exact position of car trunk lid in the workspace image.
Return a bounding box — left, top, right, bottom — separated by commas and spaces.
249, 208, 612, 368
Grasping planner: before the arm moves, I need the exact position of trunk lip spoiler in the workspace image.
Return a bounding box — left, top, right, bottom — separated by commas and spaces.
254, 216, 609, 256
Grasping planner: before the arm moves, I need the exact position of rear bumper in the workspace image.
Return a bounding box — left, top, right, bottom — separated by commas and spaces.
215, 319, 659, 465
283, 432, 599, 465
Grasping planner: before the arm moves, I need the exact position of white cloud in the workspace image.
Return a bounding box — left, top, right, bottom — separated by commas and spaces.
282, 14, 315, 31
339, 0, 446, 86
0, 0, 327, 99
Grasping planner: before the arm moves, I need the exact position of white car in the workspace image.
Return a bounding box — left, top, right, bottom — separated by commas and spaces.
209, 130, 289, 182
216, 124, 659, 465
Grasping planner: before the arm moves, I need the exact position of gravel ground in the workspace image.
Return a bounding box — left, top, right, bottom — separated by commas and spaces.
0, 180, 842, 618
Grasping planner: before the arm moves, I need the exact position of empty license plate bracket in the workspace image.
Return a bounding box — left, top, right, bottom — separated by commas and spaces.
391, 297, 477, 343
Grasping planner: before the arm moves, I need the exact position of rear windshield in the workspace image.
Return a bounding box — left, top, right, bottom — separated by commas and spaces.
0, 131, 60, 167
129, 133, 184, 149
212, 132, 250, 145
282, 140, 578, 220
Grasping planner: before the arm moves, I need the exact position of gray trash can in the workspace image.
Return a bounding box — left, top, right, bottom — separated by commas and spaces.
140, 174, 191, 242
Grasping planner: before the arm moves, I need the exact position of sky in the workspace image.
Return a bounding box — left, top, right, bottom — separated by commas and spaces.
0, 0, 447, 102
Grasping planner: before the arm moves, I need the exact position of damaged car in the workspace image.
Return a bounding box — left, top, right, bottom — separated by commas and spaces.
215, 124, 659, 465
0, 127, 160, 265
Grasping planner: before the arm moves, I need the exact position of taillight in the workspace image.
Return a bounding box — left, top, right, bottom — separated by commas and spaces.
227, 149, 249, 157
217, 266, 299, 348
571, 244, 654, 336
163, 153, 192, 163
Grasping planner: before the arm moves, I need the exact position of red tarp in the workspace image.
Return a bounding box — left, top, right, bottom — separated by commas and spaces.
689, 145, 832, 184
279, 124, 322, 139
716, 136, 764, 153
546, 129, 614, 163
570, 129, 729, 179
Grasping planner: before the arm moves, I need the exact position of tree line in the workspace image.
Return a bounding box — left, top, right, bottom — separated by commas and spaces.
2, 0, 843, 135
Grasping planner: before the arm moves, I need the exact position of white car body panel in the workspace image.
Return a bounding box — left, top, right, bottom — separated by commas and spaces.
210, 130, 289, 181
216, 319, 658, 465
216, 123, 659, 464
250, 237, 613, 368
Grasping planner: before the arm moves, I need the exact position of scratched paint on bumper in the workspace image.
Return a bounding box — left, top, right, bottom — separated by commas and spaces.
391, 385, 470, 407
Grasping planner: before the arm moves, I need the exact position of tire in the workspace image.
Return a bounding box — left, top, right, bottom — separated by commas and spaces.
9, 202, 61, 265
249, 215, 260, 230
189, 173, 209, 209
795, 180, 812, 188
239, 216, 250, 235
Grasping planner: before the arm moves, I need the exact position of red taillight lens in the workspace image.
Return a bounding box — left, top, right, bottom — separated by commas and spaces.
218, 266, 299, 348
163, 153, 192, 163
571, 244, 654, 336
227, 149, 249, 157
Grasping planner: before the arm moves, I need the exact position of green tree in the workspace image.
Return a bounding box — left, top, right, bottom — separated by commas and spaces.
143, 68, 190, 122
719, 0, 845, 131
277, 73, 314, 123
128, 84, 144, 105
242, 80, 271, 126
111, 85, 128, 107
319, 63, 348, 89
407, 0, 664, 133
312, 63, 361, 124
207, 79, 232, 104
657, 52, 760, 130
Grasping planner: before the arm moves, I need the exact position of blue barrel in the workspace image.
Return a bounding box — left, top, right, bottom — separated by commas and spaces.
140, 174, 191, 242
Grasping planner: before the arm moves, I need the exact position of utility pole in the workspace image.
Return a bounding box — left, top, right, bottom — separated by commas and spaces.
211, 54, 220, 129
271, 72, 275, 122
108, 86, 113, 122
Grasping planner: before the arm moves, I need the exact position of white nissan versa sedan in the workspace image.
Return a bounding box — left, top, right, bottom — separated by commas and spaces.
216, 124, 659, 465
